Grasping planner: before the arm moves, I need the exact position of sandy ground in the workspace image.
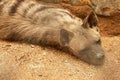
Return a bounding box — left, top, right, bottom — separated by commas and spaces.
0, 36, 120, 80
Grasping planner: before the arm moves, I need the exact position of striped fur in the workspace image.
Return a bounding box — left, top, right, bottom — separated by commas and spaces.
0, 0, 82, 50
0, 0, 105, 65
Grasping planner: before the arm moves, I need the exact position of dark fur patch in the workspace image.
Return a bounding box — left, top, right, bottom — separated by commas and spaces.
22, 3, 35, 17
31, 6, 56, 16
0, 4, 4, 14
60, 29, 69, 46
60, 29, 74, 46
5, 32, 21, 41
9, 0, 24, 16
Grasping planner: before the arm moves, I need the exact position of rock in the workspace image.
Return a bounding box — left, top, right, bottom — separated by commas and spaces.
91, 0, 120, 16
30, 45, 35, 48
70, 0, 81, 6
43, 52, 47, 56
70, 0, 91, 6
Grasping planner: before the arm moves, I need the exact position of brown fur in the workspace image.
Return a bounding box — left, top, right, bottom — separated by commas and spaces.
0, 0, 105, 65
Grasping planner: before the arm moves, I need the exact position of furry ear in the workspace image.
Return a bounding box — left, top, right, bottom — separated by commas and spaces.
83, 11, 98, 28
60, 29, 74, 46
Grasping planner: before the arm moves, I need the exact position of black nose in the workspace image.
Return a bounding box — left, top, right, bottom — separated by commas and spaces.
96, 53, 105, 59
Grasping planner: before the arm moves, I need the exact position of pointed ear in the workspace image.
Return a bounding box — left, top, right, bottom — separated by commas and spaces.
60, 29, 74, 47
83, 11, 98, 28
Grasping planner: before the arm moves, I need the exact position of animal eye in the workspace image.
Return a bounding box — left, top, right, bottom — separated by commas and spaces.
96, 39, 101, 44
96, 28, 99, 32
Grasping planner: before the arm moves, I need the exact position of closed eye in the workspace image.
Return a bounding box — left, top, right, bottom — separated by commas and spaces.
96, 39, 101, 44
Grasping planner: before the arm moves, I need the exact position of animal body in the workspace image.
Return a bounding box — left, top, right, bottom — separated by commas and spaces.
0, 0, 105, 65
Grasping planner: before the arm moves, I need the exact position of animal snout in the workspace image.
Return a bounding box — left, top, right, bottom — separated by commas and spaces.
78, 45, 105, 65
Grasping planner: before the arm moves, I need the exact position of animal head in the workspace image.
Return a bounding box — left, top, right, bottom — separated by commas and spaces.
59, 11, 105, 65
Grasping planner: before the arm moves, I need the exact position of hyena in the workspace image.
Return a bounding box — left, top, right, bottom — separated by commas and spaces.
0, 0, 105, 65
